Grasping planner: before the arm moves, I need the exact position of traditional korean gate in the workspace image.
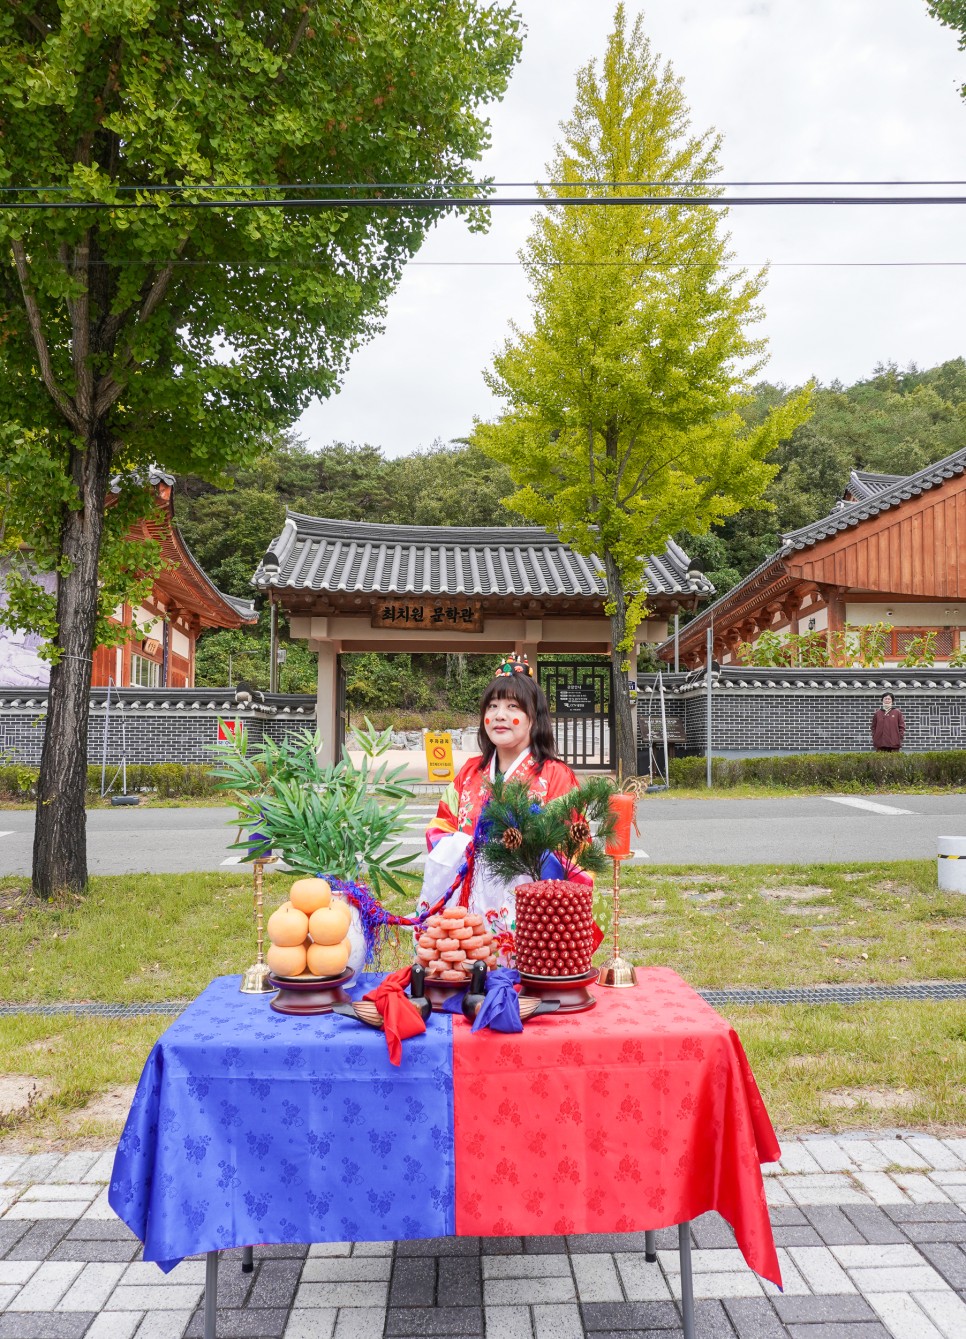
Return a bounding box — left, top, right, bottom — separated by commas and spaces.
537, 657, 613, 770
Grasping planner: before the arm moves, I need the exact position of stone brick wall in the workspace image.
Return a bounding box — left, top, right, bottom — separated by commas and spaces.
5, 672, 964, 768
638, 667, 966, 757
0, 688, 317, 766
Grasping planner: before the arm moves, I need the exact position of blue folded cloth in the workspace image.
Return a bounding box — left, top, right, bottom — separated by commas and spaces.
472, 967, 523, 1033
439, 986, 467, 1014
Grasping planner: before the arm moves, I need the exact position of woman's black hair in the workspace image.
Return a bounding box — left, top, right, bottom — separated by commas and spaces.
881, 691, 896, 705
477, 673, 559, 771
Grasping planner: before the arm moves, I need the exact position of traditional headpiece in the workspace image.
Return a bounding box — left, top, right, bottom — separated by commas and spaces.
495, 653, 534, 678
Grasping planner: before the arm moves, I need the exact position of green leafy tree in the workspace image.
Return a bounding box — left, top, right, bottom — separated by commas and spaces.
0, 1, 521, 896
473, 5, 812, 776
385, 441, 520, 527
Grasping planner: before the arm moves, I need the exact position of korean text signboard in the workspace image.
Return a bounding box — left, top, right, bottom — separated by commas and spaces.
424, 731, 455, 783
555, 685, 596, 716
372, 601, 482, 633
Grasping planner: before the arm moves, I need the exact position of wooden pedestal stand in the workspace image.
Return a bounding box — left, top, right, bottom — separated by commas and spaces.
269, 968, 353, 1015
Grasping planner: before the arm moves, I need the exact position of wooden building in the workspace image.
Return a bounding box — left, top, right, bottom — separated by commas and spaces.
664, 447, 966, 669
0, 470, 255, 691
92, 471, 257, 688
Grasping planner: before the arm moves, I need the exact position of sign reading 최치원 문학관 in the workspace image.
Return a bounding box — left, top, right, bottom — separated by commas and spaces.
371, 601, 482, 632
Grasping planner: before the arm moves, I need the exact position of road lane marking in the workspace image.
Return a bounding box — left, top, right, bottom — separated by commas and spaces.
0, 831, 13, 839
220, 855, 245, 865
825, 797, 916, 816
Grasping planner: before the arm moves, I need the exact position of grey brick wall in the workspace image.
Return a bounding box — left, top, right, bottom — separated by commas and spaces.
638, 668, 966, 756
0, 689, 317, 766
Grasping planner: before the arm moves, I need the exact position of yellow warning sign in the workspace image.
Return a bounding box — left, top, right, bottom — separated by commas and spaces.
424, 730, 455, 783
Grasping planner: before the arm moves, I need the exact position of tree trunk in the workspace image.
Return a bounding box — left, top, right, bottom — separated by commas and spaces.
32, 429, 113, 897
602, 549, 638, 781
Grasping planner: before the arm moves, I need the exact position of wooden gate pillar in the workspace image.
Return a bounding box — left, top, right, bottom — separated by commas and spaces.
315, 640, 343, 765
516, 618, 542, 674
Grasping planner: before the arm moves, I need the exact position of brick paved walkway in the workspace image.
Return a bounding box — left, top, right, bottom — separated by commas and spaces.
0, 1135, 964, 1338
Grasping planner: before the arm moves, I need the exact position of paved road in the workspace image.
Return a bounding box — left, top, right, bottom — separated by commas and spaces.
2, 793, 965, 875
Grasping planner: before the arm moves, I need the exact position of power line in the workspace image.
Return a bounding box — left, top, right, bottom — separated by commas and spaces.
4, 178, 966, 193
8, 193, 966, 211
417, 259, 966, 269
76, 258, 966, 269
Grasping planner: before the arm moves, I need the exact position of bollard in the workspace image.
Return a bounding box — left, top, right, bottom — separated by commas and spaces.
937, 836, 966, 892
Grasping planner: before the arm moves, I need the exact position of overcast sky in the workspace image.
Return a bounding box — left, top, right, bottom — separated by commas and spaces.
297, 0, 966, 458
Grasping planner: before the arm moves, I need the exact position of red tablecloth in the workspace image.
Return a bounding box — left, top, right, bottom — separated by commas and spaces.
452, 966, 782, 1288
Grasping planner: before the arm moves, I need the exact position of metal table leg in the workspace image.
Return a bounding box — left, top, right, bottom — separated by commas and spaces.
241, 1245, 254, 1274
678, 1222, 695, 1339
204, 1250, 219, 1339
644, 1229, 657, 1263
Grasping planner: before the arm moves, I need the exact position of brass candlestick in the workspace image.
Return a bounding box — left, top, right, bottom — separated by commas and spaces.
596, 855, 637, 988
240, 856, 276, 993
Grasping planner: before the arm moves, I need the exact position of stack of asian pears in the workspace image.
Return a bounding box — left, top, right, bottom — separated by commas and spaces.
266, 878, 352, 979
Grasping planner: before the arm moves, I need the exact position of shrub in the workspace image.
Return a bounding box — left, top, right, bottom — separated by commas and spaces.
732, 623, 893, 669
0, 764, 36, 799
343, 652, 434, 713
1, 763, 222, 801
668, 750, 966, 790
899, 632, 938, 668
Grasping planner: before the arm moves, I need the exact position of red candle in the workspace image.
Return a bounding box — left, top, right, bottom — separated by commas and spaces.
605, 792, 635, 859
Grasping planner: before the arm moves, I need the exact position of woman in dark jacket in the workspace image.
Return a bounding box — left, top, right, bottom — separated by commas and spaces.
871, 693, 905, 751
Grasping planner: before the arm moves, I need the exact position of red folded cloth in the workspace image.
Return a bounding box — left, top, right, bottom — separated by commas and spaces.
364, 967, 427, 1066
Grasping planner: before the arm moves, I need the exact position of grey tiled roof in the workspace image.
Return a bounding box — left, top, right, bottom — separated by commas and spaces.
785, 445, 966, 552
108, 465, 176, 494
219, 590, 258, 622
842, 468, 904, 502
253, 515, 714, 600
175, 532, 258, 624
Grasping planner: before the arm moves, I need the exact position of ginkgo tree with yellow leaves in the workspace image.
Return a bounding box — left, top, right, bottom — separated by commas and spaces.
474, 5, 812, 778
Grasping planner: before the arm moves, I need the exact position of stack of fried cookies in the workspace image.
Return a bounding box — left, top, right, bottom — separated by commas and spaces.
415, 905, 498, 982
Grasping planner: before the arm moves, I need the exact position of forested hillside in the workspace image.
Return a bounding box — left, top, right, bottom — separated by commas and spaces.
683, 359, 966, 595
176, 358, 966, 705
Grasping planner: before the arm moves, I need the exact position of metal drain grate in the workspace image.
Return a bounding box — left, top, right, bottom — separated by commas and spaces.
1, 981, 965, 1016
700, 981, 966, 1006
0, 1002, 189, 1017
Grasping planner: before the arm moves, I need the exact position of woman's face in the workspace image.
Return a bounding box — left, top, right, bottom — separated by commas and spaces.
882, 695, 894, 711
484, 693, 532, 756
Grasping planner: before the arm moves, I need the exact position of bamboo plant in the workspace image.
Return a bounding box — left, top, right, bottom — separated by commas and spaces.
210, 720, 417, 896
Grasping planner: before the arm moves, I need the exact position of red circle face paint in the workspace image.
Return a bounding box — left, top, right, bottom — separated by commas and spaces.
485, 717, 491, 725
512, 717, 520, 725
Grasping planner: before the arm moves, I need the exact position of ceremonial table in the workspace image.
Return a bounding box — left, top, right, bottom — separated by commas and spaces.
110, 967, 781, 1339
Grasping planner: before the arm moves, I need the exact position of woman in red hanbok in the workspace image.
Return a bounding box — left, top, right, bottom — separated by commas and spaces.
418, 656, 590, 964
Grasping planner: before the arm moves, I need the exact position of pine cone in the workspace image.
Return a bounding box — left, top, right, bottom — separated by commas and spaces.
502, 827, 523, 850
569, 818, 592, 846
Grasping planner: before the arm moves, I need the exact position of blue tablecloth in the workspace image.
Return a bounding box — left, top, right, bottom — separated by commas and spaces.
109, 976, 455, 1268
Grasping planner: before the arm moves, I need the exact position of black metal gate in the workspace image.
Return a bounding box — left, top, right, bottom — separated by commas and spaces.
537, 657, 613, 770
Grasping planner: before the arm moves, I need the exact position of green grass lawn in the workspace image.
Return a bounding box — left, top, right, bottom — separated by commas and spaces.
620, 861, 964, 987
0, 862, 963, 1146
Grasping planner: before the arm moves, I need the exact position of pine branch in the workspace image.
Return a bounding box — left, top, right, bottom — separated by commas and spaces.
475, 775, 617, 882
